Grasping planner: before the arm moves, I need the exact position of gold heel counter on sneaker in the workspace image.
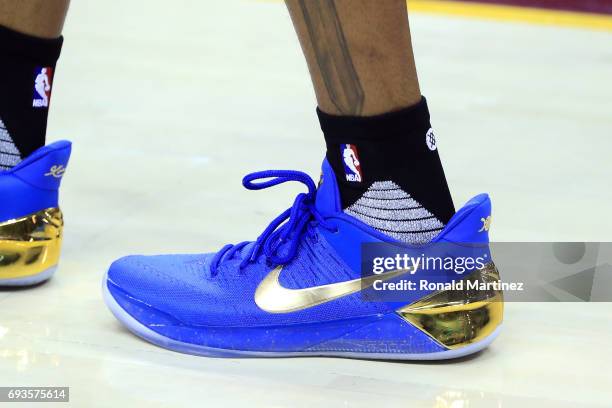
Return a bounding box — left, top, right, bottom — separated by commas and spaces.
397, 262, 504, 350
0, 208, 63, 280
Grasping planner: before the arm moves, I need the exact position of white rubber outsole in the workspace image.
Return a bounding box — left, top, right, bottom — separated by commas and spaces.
103, 272, 501, 360
0, 266, 57, 287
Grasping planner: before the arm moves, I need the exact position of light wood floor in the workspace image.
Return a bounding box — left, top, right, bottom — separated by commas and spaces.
1, 1, 611, 406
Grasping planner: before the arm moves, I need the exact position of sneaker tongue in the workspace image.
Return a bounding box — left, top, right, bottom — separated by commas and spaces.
315, 158, 342, 216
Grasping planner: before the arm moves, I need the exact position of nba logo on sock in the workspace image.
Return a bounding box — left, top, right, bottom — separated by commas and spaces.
32, 67, 53, 108
341, 144, 362, 182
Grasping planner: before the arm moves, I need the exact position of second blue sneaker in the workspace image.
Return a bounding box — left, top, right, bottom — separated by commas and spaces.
103, 160, 503, 359
0, 141, 71, 286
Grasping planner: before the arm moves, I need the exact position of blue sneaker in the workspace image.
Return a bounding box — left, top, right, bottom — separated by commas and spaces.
0, 141, 71, 286
104, 160, 503, 359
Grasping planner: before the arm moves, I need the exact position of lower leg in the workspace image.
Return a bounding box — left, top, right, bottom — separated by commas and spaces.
286, 0, 455, 243
0, 0, 70, 170
285, 0, 420, 116
0, 0, 70, 38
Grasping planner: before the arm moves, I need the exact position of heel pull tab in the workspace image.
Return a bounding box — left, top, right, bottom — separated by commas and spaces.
11, 141, 71, 191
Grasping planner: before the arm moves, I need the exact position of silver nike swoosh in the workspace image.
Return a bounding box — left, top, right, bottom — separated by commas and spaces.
254, 265, 413, 313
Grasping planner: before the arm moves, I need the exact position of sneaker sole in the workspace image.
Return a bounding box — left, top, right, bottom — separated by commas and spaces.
102, 271, 502, 360
0, 265, 57, 286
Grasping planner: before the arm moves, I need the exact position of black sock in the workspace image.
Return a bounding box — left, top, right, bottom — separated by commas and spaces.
318, 97, 455, 243
0, 25, 63, 170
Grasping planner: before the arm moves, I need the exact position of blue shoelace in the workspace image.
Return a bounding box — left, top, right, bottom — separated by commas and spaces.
209, 170, 338, 276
